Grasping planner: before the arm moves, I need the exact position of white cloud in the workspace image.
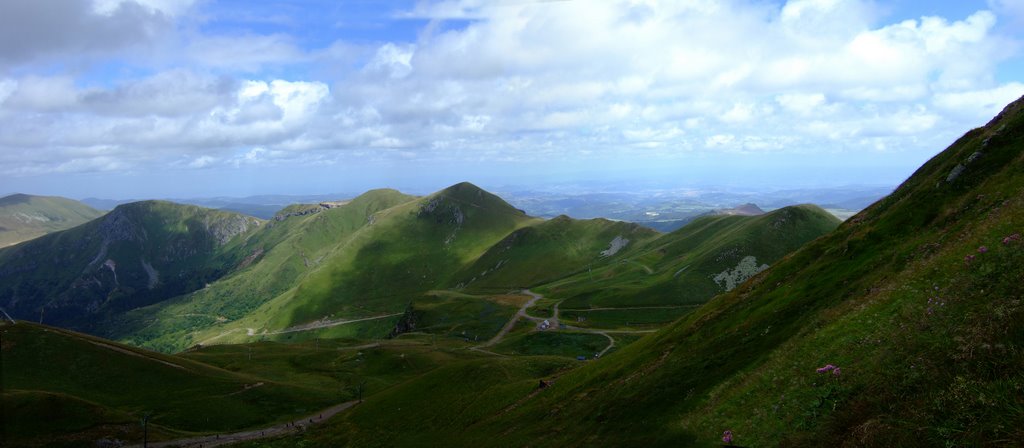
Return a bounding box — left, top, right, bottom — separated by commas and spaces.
933, 82, 1024, 117
1, 0, 1023, 180
188, 155, 216, 168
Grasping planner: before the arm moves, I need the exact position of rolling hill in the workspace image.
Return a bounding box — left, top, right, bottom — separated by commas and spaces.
0, 194, 103, 248
243, 97, 1024, 447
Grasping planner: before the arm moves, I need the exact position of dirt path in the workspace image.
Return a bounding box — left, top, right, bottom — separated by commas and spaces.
131, 400, 359, 448
265, 313, 403, 335
474, 289, 542, 349
471, 290, 661, 358
594, 332, 615, 357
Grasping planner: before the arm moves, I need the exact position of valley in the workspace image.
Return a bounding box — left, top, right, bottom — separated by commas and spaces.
1, 99, 1021, 448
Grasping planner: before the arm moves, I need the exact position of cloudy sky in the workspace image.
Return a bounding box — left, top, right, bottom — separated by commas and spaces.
1, 0, 1023, 199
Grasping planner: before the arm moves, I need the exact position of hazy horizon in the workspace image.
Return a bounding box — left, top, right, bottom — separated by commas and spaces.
2, 0, 1023, 200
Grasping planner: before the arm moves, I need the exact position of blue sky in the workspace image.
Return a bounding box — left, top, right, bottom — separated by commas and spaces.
1, 0, 1023, 199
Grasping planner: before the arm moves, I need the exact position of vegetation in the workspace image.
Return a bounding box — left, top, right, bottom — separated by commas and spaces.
219, 95, 1024, 447
0, 194, 103, 248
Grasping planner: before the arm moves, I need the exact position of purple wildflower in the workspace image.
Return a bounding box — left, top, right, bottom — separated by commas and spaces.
978, 246, 989, 254
816, 364, 836, 374
722, 430, 733, 445
965, 254, 976, 263
1004, 234, 1022, 245
832, 367, 842, 377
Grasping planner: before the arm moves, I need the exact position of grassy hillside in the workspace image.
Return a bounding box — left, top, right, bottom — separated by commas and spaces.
0, 321, 338, 446
540, 204, 841, 311
234, 92, 1024, 448
1, 320, 480, 447
110, 189, 415, 351
456, 215, 660, 292
118, 183, 540, 352
0, 201, 261, 334
0, 194, 103, 248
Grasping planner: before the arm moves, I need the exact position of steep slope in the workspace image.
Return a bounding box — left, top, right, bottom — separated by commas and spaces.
0, 321, 345, 447
409, 96, 1024, 446
0, 194, 103, 248
122, 182, 540, 351
542, 204, 841, 310
112, 189, 415, 351
455, 215, 660, 292
0, 201, 261, 334
243, 98, 1024, 448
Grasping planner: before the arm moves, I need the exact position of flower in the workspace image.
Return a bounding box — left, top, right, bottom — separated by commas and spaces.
1004, 234, 1021, 245
978, 246, 989, 254
816, 364, 836, 374
965, 254, 976, 263
832, 367, 842, 377
722, 430, 733, 444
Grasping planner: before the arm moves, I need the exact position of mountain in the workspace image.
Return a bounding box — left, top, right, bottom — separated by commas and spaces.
712, 202, 765, 216
112, 189, 416, 351
0, 194, 103, 248
0, 201, 261, 334
275, 96, 1024, 446
541, 205, 841, 312
454, 215, 660, 292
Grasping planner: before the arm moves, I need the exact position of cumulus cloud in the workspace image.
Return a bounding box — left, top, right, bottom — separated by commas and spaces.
0, 0, 1022, 179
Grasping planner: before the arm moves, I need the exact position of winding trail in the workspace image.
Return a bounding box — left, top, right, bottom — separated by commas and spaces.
474, 289, 543, 349
471, 289, 658, 358
266, 313, 402, 335
131, 400, 359, 448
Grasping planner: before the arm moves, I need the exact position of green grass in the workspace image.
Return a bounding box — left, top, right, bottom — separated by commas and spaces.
456, 215, 659, 292
540, 204, 841, 310
1, 321, 483, 446
0, 194, 103, 248
492, 331, 610, 358
233, 356, 575, 448
226, 95, 1024, 447
560, 306, 697, 329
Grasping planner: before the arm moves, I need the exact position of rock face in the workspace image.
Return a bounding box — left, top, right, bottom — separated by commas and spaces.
387, 304, 419, 338
0, 201, 263, 334
600, 235, 630, 257
713, 255, 769, 291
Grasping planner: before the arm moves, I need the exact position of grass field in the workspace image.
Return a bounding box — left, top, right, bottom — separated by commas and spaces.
492, 331, 610, 358
559, 306, 697, 329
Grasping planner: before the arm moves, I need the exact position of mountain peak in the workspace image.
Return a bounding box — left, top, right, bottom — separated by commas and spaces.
433, 182, 525, 215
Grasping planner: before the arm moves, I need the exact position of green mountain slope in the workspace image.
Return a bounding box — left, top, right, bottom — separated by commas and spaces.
456, 215, 660, 292
542, 204, 841, 311
112, 189, 416, 351
0, 194, 103, 248
0, 321, 340, 446
161, 183, 540, 351
245, 98, 1024, 448
0, 201, 261, 334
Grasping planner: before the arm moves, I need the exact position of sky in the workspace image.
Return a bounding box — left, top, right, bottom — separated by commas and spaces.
1, 0, 1023, 199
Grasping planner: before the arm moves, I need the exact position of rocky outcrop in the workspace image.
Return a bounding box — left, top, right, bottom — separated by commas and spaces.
387, 303, 419, 339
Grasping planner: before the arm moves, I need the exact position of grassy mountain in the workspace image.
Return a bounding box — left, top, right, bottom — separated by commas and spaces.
151, 182, 540, 350
259, 96, 1024, 447
540, 204, 841, 312
0, 194, 103, 248
111, 189, 416, 351
456, 215, 660, 292
0, 201, 261, 334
